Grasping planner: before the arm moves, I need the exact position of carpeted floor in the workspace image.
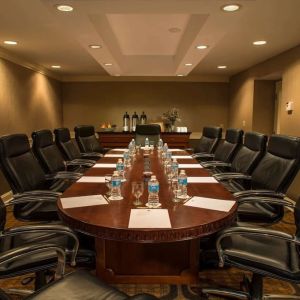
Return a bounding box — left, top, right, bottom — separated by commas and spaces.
1, 208, 299, 299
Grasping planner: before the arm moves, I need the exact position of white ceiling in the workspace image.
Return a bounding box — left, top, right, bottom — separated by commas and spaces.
0, 0, 300, 79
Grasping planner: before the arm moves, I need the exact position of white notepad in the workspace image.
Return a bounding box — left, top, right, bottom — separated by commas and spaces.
77, 176, 106, 183
61, 194, 108, 209
184, 196, 235, 212
179, 164, 202, 168
169, 149, 184, 152
187, 177, 218, 183
104, 154, 123, 157
128, 209, 171, 228
93, 163, 116, 168
113, 148, 127, 151
172, 155, 192, 159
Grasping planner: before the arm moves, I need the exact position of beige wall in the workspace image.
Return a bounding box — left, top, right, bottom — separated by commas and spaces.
228, 45, 300, 200
0, 57, 63, 194
62, 82, 229, 133
252, 80, 275, 135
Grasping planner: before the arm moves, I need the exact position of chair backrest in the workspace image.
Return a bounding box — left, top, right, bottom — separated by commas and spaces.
32, 130, 66, 174
231, 132, 267, 174
135, 124, 161, 146
74, 125, 102, 153
0, 134, 46, 193
251, 134, 300, 192
214, 129, 244, 163
194, 126, 222, 153
54, 128, 81, 161
0, 197, 6, 232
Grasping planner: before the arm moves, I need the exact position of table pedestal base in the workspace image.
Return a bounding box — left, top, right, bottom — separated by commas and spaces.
95, 238, 200, 284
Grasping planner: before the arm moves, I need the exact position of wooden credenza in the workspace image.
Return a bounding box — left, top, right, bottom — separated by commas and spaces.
97, 131, 191, 148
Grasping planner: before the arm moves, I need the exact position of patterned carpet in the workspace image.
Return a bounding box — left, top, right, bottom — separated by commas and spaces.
1, 208, 299, 299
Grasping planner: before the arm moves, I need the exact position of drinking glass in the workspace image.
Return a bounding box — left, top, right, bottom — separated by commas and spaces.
132, 181, 144, 206
105, 174, 112, 196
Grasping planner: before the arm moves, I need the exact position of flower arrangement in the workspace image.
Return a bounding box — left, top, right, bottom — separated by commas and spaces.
162, 107, 181, 124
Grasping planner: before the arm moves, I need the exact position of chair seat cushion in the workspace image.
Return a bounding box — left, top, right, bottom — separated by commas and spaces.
222, 234, 300, 282
26, 270, 128, 300
237, 202, 283, 223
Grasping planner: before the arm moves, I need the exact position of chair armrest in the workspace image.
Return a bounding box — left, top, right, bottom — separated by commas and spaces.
81, 152, 103, 158
127, 294, 159, 300
213, 172, 252, 181
201, 161, 232, 168
192, 153, 214, 159
6, 195, 58, 206
216, 225, 296, 267
233, 190, 285, 199
184, 148, 194, 154
237, 196, 295, 209
0, 243, 66, 279
14, 190, 62, 197
68, 159, 95, 167
2, 224, 79, 267
45, 172, 81, 181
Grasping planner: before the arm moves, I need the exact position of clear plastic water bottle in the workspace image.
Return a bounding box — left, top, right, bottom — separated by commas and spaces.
171, 158, 179, 178
116, 158, 125, 180
123, 150, 131, 167
148, 175, 159, 206
158, 138, 163, 150
145, 137, 150, 147
110, 171, 122, 200
163, 142, 168, 153
131, 138, 136, 148
166, 150, 172, 162
178, 170, 188, 199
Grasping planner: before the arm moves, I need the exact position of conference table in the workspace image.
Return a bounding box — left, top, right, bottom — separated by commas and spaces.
58, 148, 237, 284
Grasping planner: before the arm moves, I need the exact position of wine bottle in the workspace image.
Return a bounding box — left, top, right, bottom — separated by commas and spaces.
123, 112, 130, 132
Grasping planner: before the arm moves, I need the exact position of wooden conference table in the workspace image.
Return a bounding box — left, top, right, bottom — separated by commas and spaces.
58, 149, 237, 284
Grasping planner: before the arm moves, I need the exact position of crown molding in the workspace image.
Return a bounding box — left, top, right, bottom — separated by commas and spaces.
0, 47, 62, 81
61, 74, 229, 83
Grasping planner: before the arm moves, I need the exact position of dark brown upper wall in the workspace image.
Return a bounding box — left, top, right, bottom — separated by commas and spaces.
62, 81, 229, 134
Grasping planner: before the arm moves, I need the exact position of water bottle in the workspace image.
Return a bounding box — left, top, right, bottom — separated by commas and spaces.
166, 150, 172, 162
123, 150, 131, 167
163, 143, 168, 153
171, 158, 179, 178
110, 171, 122, 200
178, 170, 188, 199
148, 175, 159, 206
145, 137, 150, 147
158, 139, 163, 149
116, 158, 125, 180
131, 138, 136, 148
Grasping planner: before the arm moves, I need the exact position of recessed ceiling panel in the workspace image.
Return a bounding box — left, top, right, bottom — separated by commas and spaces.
106, 14, 190, 55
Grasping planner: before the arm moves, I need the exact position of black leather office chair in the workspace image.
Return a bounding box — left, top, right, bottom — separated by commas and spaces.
54, 128, 96, 168
0, 197, 94, 291
215, 134, 300, 223
197, 128, 244, 166
0, 134, 68, 221
32, 129, 82, 178
74, 125, 108, 158
135, 124, 161, 146
202, 198, 300, 300
191, 126, 222, 154
210, 131, 267, 178
0, 241, 157, 300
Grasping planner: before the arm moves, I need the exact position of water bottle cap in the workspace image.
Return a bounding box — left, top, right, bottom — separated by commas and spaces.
180, 170, 185, 174
173, 158, 177, 162
117, 158, 122, 163
113, 171, 119, 175
151, 175, 156, 180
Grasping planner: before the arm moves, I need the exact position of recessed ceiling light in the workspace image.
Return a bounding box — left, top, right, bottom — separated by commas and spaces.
89, 45, 102, 49
4, 40, 18, 45
56, 4, 74, 12
177, 74, 184, 77
253, 40, 267, 46
115, 74, 121, 76
196, 45, 208, 50
104, 63, 113, 67
222, 4, 241, 12
217, 65, 227, 69
185, 63, 193, 67
51, 65, 61, 69
168, 27, 181, 33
